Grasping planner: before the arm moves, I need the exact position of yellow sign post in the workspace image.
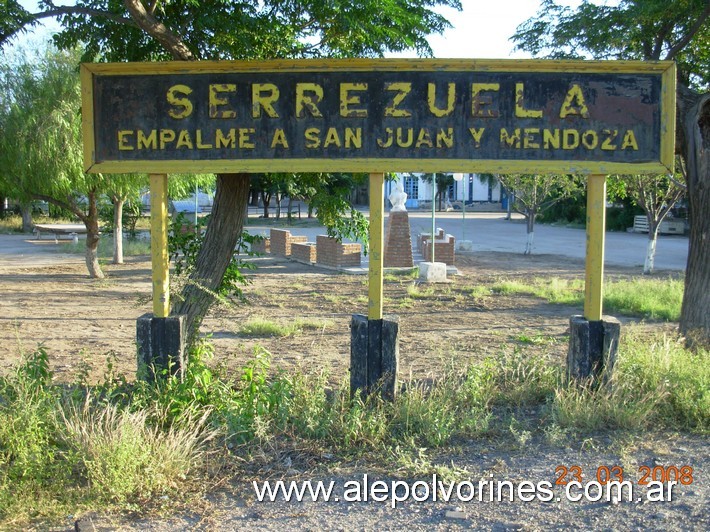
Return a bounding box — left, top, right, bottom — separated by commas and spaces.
584, 174, 607, 321
368, 173, 385, 321
149, 173, 170, 318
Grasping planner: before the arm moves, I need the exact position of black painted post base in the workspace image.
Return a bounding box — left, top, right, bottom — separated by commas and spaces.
568, 315, 621, 384
350, 314, 399, 401
137, 313, 186, 382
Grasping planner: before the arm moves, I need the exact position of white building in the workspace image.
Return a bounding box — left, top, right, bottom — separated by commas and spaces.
388, 173, 503, 209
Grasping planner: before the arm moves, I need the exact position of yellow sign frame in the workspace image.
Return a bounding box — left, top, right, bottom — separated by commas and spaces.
81, 58, 676, 176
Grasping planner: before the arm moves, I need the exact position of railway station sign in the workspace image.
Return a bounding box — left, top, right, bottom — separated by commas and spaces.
81, 58, 676, 175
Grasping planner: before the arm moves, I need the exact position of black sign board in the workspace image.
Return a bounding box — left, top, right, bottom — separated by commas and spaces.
81, 59, 676, 174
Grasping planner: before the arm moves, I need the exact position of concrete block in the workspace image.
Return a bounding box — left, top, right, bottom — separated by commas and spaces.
137, 313, 186, 382
351, 314, 399, 400
568, 315, 621, 384
419, 261, 447, 282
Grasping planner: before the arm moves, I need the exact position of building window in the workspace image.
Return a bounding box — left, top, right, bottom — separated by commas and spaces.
404, 175, 419, 199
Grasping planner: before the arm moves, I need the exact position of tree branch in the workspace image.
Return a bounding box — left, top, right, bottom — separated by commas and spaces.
30, 192, 88, 225
665, 3, 710, 60
122, 0, 195, 60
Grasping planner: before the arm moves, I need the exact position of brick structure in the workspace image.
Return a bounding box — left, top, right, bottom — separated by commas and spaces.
291, 242, 317, 264
316, 235, 362, 267
270, 228, 308, 257
384, 211, 414, 268
419, 228, 456, 265
251, 236, 270, 254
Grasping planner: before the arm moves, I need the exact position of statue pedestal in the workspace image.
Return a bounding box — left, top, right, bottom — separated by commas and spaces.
384, 211, 414, 268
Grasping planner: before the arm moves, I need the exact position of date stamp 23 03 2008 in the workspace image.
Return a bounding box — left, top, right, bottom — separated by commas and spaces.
554, 464, 695, 503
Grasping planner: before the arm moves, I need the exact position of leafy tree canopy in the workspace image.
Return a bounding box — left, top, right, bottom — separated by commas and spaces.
512, 0, 709, 89
4, 0, 461, 61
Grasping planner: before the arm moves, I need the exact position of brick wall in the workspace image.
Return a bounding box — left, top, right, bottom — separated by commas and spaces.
419, 229, 455, 265
291, 242, 317, 263
316, 235, 362, 267
270, 228, 308, 256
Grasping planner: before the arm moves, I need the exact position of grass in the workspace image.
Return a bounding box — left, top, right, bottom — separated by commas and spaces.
406, 282, 436, 299
383, 267, 419, 282
238, 317, 331, 337
553, 331, 709, 431
0, 328, 706, 526
490, 276, 683, 320
604, 277, 683, 321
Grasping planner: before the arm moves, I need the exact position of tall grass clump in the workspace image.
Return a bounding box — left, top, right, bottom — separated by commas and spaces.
0, 347, 79, 520
552, 329, 708, 433
62, 401, 217, 504
0, 345, 221, 523
492, 350, 560, 405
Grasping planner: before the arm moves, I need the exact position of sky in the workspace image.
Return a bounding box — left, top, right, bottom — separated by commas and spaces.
12, 0, 611, 59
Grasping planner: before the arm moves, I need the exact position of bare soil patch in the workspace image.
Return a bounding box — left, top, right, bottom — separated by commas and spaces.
0, 252, 669, 382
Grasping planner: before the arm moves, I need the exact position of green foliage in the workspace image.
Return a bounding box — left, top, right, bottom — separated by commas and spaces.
0, 347, 78, 520
168, 213, 256, 299
417, 172, 455, 209
28, 0, 462, 63
0, 45, 92, 208
306, 173, 370, 251
606, 202, 643, 232
499, 173, 584, 219
537, 194, 586, 225
62, 402, 216, 504
512, 0, 709, 89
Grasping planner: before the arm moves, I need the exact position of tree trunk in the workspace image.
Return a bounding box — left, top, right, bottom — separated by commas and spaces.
249, 189, 260, 207
524, 213, 535, 255
113, 197, 124, 264
643, 225, 658, 275
85, 191, 104, 279
262, 191, 271, 218
20, 203, 33, 233
172, 173, 250, 342
678, 85, 710, 347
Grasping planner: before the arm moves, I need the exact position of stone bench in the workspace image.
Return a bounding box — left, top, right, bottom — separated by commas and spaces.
291, 241, 317, 264
316, 235, 362, 268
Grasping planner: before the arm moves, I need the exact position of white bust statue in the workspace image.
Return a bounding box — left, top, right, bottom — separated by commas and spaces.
389, 177, 408, 212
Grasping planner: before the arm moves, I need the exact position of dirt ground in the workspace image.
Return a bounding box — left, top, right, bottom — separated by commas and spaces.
0, 251, 663, 383
2, 251, 707, 531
